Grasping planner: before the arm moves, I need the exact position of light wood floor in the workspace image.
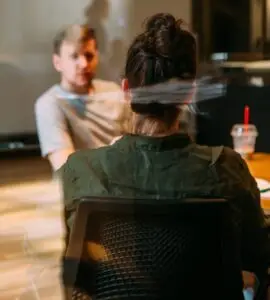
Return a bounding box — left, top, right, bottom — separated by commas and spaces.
0, 156, 65, 299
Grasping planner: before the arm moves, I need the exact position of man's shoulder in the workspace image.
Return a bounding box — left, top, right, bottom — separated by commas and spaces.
93, 79, 120, 92
35, 85, 59, 110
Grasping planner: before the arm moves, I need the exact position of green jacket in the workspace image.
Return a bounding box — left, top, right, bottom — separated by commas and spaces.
60, 133, 268, 277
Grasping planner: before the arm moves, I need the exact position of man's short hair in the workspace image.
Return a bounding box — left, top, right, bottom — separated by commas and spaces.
53, 24, 97, 55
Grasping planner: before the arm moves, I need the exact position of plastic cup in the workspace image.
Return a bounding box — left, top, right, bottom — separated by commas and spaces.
231, 124, 258, 159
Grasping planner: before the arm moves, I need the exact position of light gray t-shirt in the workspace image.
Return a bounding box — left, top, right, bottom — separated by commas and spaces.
35, 79, 127, 157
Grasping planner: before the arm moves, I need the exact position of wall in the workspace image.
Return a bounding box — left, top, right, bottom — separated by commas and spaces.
250, 0, 263, 50
0, 0, 191, 135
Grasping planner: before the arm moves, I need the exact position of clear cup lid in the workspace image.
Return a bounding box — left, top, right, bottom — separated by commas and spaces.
231, 124, 258, 136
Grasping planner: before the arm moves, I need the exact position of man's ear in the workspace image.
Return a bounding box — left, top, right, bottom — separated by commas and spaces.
52, 54, 62, 72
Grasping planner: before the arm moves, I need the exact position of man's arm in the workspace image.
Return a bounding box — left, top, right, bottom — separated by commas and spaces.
48, 148, 74, 171
35, 96, 75, 171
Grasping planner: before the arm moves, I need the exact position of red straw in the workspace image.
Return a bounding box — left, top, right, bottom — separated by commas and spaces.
244, 105, 250, 126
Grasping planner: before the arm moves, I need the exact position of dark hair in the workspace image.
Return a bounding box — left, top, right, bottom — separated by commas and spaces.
53, 24, 97, 55
125, 13, 196, 118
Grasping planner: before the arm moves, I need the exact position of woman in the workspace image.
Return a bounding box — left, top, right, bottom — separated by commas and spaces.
62, 13, 268, 297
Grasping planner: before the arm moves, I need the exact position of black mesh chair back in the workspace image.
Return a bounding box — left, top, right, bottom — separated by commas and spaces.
63, 197, 244, 300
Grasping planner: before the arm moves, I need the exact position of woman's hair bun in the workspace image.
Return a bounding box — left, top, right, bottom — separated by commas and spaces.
145, 13, 179, 35
142, 13, 186, 57
124, 13, 196, 89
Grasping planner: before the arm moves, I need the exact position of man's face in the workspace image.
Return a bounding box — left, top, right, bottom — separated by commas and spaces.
53, 39, 98, 92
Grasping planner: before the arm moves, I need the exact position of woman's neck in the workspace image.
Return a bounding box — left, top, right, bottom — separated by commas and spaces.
130, 114, 181, 137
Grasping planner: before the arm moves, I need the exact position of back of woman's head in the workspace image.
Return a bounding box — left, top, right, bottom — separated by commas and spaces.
125, 13, 196, 88
124, 13, 197, 135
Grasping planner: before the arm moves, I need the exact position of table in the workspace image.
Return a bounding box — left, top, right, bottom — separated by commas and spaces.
245, 153, 270, 211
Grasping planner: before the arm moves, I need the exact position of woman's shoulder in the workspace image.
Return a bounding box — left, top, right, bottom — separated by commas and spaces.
66, 146, 111, 167
212, 146, 256, 189
217, 146, 247, 168
64, 141, 125, 172
191, 144, 242, 165
191, 144, 249, 180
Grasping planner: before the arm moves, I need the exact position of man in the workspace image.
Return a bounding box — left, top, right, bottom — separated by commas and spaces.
35, 24, 127, 171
